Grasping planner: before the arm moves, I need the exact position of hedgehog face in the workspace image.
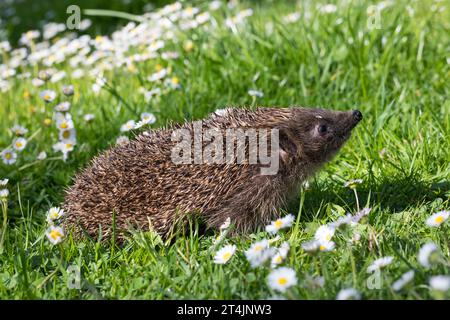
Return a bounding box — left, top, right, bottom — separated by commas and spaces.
287, 108, 362, 164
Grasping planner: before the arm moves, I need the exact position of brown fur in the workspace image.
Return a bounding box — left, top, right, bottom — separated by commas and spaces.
63, 107, 362, 241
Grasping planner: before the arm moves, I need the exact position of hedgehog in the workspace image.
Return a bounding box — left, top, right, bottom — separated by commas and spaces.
63, 107, 362, 241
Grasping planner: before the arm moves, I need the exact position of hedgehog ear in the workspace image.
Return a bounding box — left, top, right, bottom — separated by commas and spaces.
279, 148, 289, 163
278, 129, 298, 157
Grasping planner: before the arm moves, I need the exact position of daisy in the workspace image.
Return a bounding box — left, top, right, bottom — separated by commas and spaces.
92, 77, 106, 94
46, 207, 65, 223
43, 118, 52, 126
284, 12, 301, 24
148, 68, 167, 82
271, 242, 290, 267
248, 89, 264, 98
429, 275, 450, 292
214, 108, 230, 117
351, 233, 361, 243
0, 189, 9, 199
351, 207, 372, 224
0, 40, 11, 52
265, 214, 295, 234
161, 51, 180, 60
267, 267, 297, 292
328, 214, 352, 229
315, 225, 335, 243
183, 40, 194, 52
55, 113, 74, 131
367, 256, 394, 272
38, 70, 51, 81
213, 244, 237, 264
37, 151, 47, 160
141, 112, 157, 124
392, 270, 415, 292
58, 128, 76, 141
318, 240, 335, 252
167, 76, 181, 89
344, 179, 362, 189
220, 217, 231, 230
245, 239, 274, 268
19, 30, 40, 46
60, 140, 76, 153
53, 140, 76, 161
39, 89, 56, 103
83, 114, 95, 122
0, 179, 8, 186
143, 88, 161, 102
116, 136, 130, 146
46, 225, 64, 245
319, 4, 338, 14
209, 0, 221, 10
54, 101, 71, 112
336, 288, 361, 300
196, 12, 211, 24
72, 69, 84, 79
245, 239, 269, 258
305, 275, 325, 289
120, 120, 136, 132
1, 149, 17, 165
148, 40, 164, 52
50, 70, 66, 83
301, 239, 320, 253
31, 78, 45, 87
426, 211, 449, 227
62, 85, 74, 96
10, 125, 28, 136
418, 242, 440, 269
13, 137, 27, 151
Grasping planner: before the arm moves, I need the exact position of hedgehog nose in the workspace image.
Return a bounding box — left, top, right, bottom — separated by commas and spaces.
352, 110, 363, 122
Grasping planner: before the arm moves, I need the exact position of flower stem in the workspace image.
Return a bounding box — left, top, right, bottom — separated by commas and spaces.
353, 188, 360, 212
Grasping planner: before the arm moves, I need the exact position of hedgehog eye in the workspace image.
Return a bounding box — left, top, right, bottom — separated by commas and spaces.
318, 124, 328, 134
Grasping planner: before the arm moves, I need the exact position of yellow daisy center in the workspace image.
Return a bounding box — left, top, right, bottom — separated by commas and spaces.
16, 142, 23, 148
62, 131, 71, 139
66, 143, 72, 149
44, 94, 51, 101
44, 118, 52, 126
155, 64, 163, 71
171, 77, 179, 85
319, 245, 326, 251
223, 252, 231, 261
5, 153, 12, 160
326, 234, 331, 241
435, 216, 444, 224
254, 245, 263, 252
274, 219, 283, 229
277, 277, 287, 285
60, 122, 68, 129
276, 256, 282, 263
50, 230, 62, 240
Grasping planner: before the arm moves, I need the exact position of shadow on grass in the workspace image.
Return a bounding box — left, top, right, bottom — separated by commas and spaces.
291, 176, 450, 220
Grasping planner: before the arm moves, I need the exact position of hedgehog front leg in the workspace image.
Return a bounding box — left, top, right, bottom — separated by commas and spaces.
206, 176, 287, 235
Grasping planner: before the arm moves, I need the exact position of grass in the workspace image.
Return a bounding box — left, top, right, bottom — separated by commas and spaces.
0, 0, 449, 299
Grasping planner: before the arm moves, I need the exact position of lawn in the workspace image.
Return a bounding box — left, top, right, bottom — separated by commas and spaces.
0, 0, 449, 299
